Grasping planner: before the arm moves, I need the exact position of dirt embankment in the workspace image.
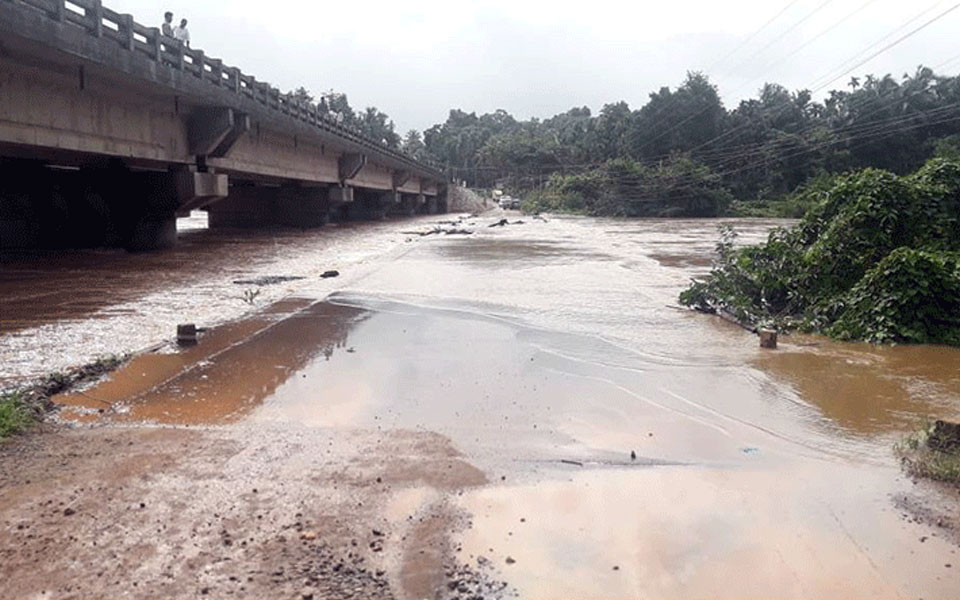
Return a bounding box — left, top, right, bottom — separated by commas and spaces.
446, 186, 493, 213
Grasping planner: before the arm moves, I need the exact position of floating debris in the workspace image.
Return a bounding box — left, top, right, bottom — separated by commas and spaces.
232, 275, 305, 286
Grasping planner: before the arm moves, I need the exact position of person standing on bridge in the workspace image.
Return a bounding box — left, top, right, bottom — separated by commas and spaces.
161, 11, 174, 37
173, 18, 190, 47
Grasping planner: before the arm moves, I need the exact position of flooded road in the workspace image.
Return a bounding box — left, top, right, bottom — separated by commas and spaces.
2, 213, 959, 599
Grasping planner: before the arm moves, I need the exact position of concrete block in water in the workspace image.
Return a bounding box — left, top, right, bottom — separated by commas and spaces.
177, 324, 198, 346
759, 329, 777, 349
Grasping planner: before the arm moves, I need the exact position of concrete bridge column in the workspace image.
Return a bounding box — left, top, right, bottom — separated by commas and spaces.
421, 196, 439, 215
206, 185, 267, 228
394, 193, 421, 216
273, 186, 330, 227
207, 184, 332, 228
379, 191, 401, 218
0, 159, 224, 251
327, 185, 354, 222
339, 188, 390, 221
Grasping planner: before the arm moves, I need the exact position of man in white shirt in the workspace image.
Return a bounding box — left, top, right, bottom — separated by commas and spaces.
173, 18, 190, 47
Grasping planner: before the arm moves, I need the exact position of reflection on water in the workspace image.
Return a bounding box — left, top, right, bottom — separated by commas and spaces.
456, 463, 959, 600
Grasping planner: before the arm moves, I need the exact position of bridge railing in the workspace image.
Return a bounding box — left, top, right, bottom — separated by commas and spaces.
5, 0, 447, 178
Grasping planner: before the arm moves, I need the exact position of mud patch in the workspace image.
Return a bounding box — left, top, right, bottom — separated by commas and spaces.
0, 423, 492, 600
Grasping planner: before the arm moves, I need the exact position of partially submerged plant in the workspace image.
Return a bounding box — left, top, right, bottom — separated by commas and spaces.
895, 421, 960, 484
241, 288, 261, 305
680, 156, 960, 346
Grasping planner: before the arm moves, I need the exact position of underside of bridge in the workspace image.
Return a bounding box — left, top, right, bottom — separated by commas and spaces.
0, 0, 446, 252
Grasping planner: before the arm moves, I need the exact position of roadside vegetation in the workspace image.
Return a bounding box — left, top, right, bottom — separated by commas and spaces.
0, 391, 34, 439
0, 354, 126, 441
896, 421, 960, 484
678, 156, 960, 346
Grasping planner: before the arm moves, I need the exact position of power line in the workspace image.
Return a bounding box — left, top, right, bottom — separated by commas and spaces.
812, 2, 960, 93
628, 0, 882, 157
723, 0, 837, 80
452, 100, 959, 179
935, 52, 960, 70
626, 1, 815, 158
807, 0, 950, 89
472, 102, 960, 200
705, 0, 805, 74
682, 0, 956, 160
750, 0, 882, 82
515, 109, 960, 208
462, 106, 960, 194
631, 1, 952, 162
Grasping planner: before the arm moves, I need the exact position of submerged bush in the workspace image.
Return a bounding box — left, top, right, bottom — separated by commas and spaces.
826, 249, 960, 345
896, 421, 960, 484
680, 157, 960, 346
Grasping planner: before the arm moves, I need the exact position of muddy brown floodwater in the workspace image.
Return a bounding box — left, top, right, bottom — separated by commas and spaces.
2, 213, 960, 599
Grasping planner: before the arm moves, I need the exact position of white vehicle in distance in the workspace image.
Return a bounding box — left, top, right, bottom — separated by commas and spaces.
500, 196, 521, 210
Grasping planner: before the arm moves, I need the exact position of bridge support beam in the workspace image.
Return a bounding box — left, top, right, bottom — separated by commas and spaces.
0, 159, 225, 251
188, 107, 250, 158
338, 153, 367, 183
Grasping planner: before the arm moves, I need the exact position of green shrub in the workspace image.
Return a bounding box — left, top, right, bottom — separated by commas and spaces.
826, 248, 960, 344
0, 392, 34, 439
802, 169, 927, 301
680, 157, 960, 346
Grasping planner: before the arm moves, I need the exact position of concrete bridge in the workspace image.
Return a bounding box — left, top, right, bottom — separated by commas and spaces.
0, 0, 448, 251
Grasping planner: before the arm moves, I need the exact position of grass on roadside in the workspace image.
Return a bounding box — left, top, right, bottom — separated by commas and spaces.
0, 391, 37, 440
0, 354, 128, 443
896, 422, 960, 484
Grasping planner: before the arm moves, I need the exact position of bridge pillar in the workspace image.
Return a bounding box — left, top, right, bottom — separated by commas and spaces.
394, 193, 421, 216
335, 187, 390, 221
421, 196, 439, 215
328, 185, 354, 205
207, 184, 330, 228
380, 191, 401, 218
273, 186, 330, 227
0, 159, 224, 251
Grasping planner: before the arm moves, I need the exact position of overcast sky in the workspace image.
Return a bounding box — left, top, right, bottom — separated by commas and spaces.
110, 0, 960, 132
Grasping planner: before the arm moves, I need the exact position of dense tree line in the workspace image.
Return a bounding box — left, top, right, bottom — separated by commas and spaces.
409, 68, 960, 215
